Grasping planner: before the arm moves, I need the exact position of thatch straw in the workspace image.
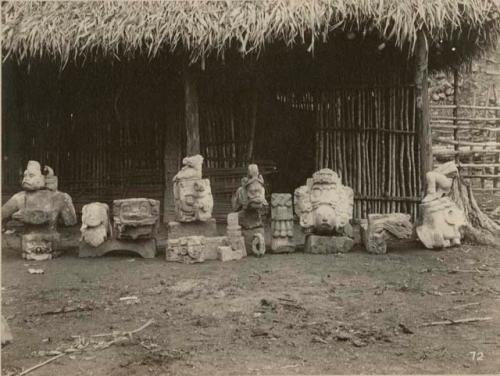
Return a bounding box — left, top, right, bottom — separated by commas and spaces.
2, 1, 499, 67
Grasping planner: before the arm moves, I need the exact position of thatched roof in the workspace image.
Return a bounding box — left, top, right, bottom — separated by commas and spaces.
2, 1, 500, 68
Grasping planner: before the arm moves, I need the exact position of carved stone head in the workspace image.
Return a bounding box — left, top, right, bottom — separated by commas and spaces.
294, 168, 353, 236
232, 164, 267, 211
81, 202, 110, 247
22, 161, 45, 191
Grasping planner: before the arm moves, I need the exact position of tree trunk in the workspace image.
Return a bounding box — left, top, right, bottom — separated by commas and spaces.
449, 172, 500, 245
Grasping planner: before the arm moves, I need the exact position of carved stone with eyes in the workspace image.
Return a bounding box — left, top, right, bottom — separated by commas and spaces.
112, 198, 160, 240
294, 168, 353, 236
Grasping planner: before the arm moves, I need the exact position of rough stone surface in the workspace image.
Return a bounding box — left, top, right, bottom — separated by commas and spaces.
113, 198, 160, 240
168, 219, 217, 239
304, 235, 354, 254
172, 155, 214, 222
270, 193, 295, 253
79, 238, 157, 259
294, 168, 353, 236
361, 213, 413, 254
218, 246, 245, 262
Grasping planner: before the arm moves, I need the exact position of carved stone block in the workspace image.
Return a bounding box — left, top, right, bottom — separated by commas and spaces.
22, 231, 61, 261
172, 155, 213, 222
361, 213, 413, 254
271, 193, 295, 253
81, 202, 111, 248
79, 238, 157, 259
304, 235, 353, 254
166, 236, 205, 264
112, 198, 160, 240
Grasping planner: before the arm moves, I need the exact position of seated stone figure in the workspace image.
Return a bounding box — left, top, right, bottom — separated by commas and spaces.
2, 161, 76, 260
173, 155, 213, 222
294, 169, 354, 253
231, 164, 268, 256
417, 162, 466, 249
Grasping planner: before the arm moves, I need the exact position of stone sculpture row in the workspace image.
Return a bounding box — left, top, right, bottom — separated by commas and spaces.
2, 158, 467, 262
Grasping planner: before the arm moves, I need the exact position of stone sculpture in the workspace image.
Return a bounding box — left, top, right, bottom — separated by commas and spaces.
294, 168, 354, 253
113, 198, 160, 240
270, 193, 295, 253
81, 202, 111, 247
361, 213, 413, 254
1, 315, 13, 346
417, 163, 466, 249
2, 161, 76, 260
79, 198, 159, 259
173, 155, 213, 222
231, 164, 268, 256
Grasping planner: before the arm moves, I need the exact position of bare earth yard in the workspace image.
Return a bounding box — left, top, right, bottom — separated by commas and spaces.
2, 238, 500, 375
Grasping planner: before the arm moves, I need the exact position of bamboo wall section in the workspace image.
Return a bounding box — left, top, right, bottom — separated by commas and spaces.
276, 85, 421, 220
431, 104, 500, 190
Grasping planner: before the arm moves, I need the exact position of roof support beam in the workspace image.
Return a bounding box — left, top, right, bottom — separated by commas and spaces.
184, 66, 200, 156
414, 29, 432, 193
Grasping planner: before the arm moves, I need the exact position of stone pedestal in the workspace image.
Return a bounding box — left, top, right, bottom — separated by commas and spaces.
79, 239, 157, 259
304, 235, 353, 254
168, 219, 217, 239
218, 246, 245, 262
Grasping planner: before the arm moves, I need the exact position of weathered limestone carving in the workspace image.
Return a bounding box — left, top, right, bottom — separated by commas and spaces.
417, 163, 466, 249
1, 315, 13, 346
232, 164, 268, 256
2, 161, 76, 260
113, 198, 160, 240
226, 212, 247, 257
270, 193, 295, 253
81, 203, 111, 248
166, 236, 205, 264
361, 213, 413, 254
79, 198, 159, 258
173, 155, 213, 222
294, 169, 354, 253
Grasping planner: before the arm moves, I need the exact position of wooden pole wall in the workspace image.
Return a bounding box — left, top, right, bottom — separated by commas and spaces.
415, 29, 432, 191
184, 66, 200, 156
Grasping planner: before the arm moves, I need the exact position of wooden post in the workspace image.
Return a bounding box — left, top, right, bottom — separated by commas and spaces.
452, 68, 459, 164
184, 66, 200, 156
414, 29, 432, 193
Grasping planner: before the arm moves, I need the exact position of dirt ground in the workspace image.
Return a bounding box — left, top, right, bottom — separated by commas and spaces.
2, 231, 500, 376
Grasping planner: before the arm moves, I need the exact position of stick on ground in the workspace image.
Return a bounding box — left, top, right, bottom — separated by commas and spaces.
420, 317, 492, 327
19, 353, 66, 375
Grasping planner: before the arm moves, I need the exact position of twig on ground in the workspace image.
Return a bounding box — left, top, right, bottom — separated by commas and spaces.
452, 302, 480, 310
19, 353, 66, 375
90, 319, 154, 338
420, 317, 492, 327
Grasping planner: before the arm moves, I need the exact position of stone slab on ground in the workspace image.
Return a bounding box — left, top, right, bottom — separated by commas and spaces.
218, 246, 245, 262
168, 219, 217, 239
79, 238, 157, 259
304, 235, 353, 254
242, 227, 266, 256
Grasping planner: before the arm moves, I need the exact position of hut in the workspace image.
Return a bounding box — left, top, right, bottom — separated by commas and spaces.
2, 1, 499, 222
